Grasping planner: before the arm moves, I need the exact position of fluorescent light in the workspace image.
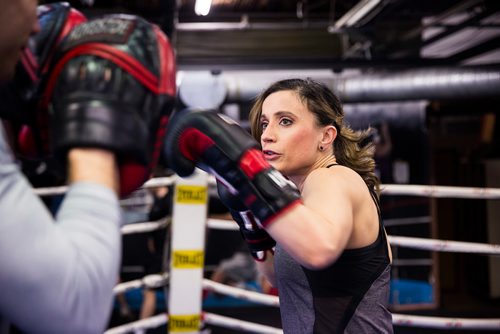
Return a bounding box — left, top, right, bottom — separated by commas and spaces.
195, 0, 213, 16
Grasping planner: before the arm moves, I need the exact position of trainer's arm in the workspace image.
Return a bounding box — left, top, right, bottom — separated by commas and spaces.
0, 129, 122, 333
68, 148, 119, 193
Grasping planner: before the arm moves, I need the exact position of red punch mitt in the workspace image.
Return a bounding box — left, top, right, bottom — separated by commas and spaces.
44, 15, 176, 196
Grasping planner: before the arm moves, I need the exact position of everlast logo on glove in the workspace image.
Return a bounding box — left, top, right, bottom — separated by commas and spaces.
64, 17, 135, 48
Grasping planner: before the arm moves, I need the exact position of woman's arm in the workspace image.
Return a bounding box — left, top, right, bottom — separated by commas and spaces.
266, 167, 364, 270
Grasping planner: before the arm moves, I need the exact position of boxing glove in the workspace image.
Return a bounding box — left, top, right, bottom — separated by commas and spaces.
217, 182, 275, 261
164, 109, 301, 227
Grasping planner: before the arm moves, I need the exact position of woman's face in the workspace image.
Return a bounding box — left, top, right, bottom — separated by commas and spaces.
260, 90, 323, 177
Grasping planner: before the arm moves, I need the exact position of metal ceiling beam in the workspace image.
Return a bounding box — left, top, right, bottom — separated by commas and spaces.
448, 36, 500, 63
330, 0, 382, 29
398, 0, 485, 42
375, 0, 486, 55
421, 10, 496, 48
389, 8, 496, 59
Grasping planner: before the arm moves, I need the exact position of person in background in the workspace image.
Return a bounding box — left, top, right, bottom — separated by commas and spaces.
210, 242, 258, 289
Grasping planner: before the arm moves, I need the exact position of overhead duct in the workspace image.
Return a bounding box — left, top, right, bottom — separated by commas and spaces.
344, 101, 427, 130
330, 67, 500, 103
178, 67, 500, 107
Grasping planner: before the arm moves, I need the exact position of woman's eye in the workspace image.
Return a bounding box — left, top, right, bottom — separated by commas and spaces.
261, 122, 268, 130
280, 118, 292, 126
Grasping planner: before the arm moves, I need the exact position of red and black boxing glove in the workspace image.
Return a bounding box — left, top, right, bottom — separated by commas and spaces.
42, 14, 176, 197
217, 182, 275, 261
0, 2, 86, 157
164, 109, 301, 228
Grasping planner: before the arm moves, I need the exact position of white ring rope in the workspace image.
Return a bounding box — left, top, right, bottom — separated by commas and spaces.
104, 313, 168, 334
203, 280, 500, 331
120, 218, 500, 256
203, 279, 280, 307
110, 277, 500, 331
141, 176, 176, 189
388, 235, 500, 256
203, 312, 283, 334
120, 219, 170, 235
33, 176, 500, 199
33, 185, 68, 196
113, 273, 168, 295
206, 218, 241, 230
105, 311, 284, 334
381, 184, 500, 199
207, 219, 500, 256
392, 314, 500, 330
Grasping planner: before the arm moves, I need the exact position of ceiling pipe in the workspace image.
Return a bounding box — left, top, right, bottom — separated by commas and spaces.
330, 67, 500, 102
178, 67, 500, 107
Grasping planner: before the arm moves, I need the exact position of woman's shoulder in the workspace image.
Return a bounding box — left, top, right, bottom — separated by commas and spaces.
304, 164, 365, 192
309, 164, 362, 181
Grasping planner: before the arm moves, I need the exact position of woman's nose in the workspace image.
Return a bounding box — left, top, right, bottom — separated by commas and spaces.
261, 125, 275, 142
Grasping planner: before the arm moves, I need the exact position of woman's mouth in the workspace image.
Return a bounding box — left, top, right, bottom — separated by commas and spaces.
263, 150, 280, 161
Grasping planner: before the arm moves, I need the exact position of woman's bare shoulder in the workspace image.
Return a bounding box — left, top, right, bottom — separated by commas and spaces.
307, 165, 363, 183
303, 165, 365, 195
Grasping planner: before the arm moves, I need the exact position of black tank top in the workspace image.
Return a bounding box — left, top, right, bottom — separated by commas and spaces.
274, 164, 392, 333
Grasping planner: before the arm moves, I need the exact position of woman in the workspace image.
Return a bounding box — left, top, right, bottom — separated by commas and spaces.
248, 78, 393, 333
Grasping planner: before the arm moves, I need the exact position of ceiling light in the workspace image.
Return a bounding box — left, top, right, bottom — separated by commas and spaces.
195, 0, 213, 16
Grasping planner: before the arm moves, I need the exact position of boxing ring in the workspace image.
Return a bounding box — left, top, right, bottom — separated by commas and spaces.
36, 172, 500, 333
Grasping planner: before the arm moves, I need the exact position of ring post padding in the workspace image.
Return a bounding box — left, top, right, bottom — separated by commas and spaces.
169, 169, 208, 334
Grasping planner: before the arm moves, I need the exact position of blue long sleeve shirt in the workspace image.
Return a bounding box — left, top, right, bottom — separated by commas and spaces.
0, 125, 122, 333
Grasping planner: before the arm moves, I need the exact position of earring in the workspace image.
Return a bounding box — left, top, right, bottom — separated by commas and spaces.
319, 146, 324, 151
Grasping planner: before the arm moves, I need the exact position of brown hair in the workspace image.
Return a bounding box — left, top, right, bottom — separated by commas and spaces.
249, 78, 380, 195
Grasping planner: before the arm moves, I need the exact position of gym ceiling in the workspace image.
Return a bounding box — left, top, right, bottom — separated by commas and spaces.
65, 0, 500, 71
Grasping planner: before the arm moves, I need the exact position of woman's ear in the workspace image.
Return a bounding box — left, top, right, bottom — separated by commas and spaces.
320, 125, 337, 148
